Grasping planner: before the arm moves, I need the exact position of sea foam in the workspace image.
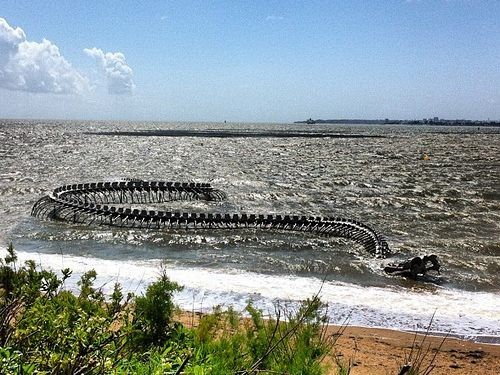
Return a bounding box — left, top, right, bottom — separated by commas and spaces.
11, 249, 500, 341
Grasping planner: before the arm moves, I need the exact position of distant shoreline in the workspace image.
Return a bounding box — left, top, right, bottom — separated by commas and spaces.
295, 119, 500, 127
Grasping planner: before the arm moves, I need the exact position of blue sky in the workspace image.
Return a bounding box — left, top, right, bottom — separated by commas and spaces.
1, 0, 499, 122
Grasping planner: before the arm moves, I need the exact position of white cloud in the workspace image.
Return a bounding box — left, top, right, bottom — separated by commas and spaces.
0, 17, 87, 94
84, 47, 135, 95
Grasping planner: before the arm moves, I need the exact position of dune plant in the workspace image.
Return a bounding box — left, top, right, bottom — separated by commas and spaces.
132, 268, 183, 346
0, 244, 190, 374
187, 294, 339, 375
397, 314, 447, 375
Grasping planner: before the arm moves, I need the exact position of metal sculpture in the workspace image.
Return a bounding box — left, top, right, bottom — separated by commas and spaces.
383, 255, 441, 279
32, 180, 441, 279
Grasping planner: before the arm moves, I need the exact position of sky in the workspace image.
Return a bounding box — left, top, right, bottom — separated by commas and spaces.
0, 0, 499, 122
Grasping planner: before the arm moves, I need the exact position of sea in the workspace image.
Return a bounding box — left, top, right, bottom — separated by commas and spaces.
0, 119, 499, 342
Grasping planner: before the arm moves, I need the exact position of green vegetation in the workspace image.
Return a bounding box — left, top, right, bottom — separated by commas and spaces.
0, 244, 337, 374
1, 244, 443, 374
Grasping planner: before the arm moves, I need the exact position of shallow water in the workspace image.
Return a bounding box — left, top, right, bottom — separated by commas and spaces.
1, 119, 499, 340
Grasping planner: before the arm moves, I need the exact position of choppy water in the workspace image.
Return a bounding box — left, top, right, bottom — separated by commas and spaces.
1, 119, 499, 341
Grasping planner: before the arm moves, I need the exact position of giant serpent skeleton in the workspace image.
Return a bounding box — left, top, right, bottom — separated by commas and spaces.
32, 180, 441, 279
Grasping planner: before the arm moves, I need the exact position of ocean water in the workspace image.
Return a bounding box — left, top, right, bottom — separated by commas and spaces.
1, 119, 499, 341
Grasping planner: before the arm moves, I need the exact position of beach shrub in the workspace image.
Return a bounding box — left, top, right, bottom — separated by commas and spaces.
0, 245, 193, 374
132, 269, 183, 346
186, 297, 335, 375
0, 246, 130, 374
0, 244, 347, 374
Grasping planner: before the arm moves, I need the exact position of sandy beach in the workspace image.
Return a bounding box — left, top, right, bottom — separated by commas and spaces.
328, 326, 500, 375
177, 311, 500, 375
